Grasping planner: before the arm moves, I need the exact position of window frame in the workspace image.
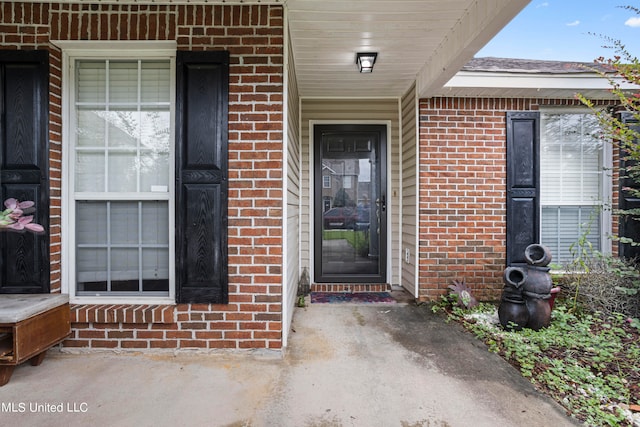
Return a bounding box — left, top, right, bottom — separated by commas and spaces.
539, 107, 613, 263
58, 41, 177, 304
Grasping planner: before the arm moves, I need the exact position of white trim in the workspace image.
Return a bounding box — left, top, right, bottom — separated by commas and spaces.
385, 120, 393, 284
309, 120, 393, 285
300, 96, 400, 101
52, 40, 177, 55
445, 71, 635, 91
61, 45, 177, 305
413, 89, 420, 298
439, 71, 639, 99
602, 138, 613, 250
298, 90, 304, 283
281, 11, 290, 348
397, 97, 403, 289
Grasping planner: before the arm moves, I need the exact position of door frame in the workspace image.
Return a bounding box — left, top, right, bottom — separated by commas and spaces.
309, 121, 392, 285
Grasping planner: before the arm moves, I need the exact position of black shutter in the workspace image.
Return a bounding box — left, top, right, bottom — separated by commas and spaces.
618, 112, 640, 259
506, 112, 540, 266
175, 51, 229, 304
0, 50, 50, 294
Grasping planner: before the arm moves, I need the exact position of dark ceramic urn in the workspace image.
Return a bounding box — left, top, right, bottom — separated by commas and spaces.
499, 243, 554, 331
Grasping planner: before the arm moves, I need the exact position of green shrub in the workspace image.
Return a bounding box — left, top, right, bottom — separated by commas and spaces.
558, 254, 640, 318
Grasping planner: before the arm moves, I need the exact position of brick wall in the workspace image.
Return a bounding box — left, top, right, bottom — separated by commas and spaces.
0, 2, 284, 350
418, 97, 618, 302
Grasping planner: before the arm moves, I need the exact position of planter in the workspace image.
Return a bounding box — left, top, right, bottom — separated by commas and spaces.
498, 295, 529, 331
503, 266, 526, 289
548, 286, 561, 310
522, 265, 553, 295
524, 243, 552, 266
525, 296, 551, 331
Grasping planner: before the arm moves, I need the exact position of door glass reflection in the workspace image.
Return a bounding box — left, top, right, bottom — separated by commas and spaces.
321, 136, 380, 276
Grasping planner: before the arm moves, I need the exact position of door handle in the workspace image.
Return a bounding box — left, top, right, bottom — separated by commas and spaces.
376, 195, 386, 213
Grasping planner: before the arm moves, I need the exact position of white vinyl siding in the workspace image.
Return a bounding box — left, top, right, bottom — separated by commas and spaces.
69, 55, 174, 298
540, 111, 608, 264
284, 32, 301, 346
400, 83, 417, 296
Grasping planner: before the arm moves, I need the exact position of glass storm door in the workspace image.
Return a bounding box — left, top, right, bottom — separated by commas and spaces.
314, 124, 387, 283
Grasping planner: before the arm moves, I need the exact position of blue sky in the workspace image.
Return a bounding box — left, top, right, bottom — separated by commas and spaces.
475, 0, 640, 61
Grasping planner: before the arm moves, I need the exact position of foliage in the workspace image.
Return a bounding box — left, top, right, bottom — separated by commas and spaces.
323, 229, 369, 257
562, 198, 640, 328
576, 6, 640, 247
332, 188, 355, 208
431, 280, 480, 314
559, 254, 640, 320
566, 210, 598, 312
0, 198, 44, 233
443, 302, 640, 426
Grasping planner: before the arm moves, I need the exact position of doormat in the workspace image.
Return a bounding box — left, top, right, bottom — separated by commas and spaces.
311, 292, 396, 304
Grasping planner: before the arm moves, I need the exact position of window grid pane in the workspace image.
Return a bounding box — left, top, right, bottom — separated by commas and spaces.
74, 58, 172, 297
76, 201, 170, 296
75, 59, 171, 195
541, 206, 601, 265
540, 112, 603, 263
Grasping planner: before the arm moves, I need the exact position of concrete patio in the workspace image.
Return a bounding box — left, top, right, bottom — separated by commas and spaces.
0, 302, 579, 426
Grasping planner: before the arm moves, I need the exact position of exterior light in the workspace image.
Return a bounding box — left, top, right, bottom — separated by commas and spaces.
356, 52, 377, 73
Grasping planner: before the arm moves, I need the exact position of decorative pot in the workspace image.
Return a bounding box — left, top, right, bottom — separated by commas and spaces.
522, 265, 553, 295
498, 295, 529, 331
524, 243, 552, 267
503, 266, 526, 289
548, 286, 561, 311
526, 296, 551, 331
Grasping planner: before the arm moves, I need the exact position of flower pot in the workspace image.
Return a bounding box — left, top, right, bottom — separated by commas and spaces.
522, 265, 553, 295
548, 286, 561, 311
498, 295, 529, 331
503, 266, 526, 289
524, 243, 552, 266
526, 296, 551, 331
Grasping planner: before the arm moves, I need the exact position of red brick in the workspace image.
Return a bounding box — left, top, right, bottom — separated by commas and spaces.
121, 341, 149, 349
150, 340, 178, 348
11, 3, 285, 352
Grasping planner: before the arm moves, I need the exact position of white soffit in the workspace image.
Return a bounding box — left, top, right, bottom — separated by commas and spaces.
287, 0, 530, 98
439, 71, 636, 100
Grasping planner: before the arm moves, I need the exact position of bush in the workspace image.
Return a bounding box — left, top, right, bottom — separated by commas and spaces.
558, 254, 640, 318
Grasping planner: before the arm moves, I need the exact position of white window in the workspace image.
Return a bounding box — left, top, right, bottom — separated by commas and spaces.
323, 175, 331, 188
62, 44, 176, 301
343, 175, 352, 189
540, 110, 611, 264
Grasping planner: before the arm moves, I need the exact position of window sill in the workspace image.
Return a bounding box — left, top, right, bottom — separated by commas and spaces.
70, 303, 175, 325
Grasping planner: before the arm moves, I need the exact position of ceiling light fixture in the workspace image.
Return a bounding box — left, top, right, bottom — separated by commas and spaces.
356, 52, 377, 73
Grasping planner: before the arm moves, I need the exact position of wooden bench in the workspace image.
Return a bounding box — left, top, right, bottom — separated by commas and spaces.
0, 294, 70, 386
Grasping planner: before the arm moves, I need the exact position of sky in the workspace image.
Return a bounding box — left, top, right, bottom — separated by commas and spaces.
475, 0, 640, 62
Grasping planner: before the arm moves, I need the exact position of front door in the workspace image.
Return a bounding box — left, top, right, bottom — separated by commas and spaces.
314, 124, 387, 283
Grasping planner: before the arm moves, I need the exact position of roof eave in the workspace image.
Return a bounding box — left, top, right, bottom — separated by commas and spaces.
436, 71, 637, 100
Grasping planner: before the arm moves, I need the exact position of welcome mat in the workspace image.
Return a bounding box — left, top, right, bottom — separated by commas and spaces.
311, 292, 396, 304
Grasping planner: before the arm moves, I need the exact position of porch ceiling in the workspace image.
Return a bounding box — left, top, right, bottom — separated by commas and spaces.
286, 0, 531, 98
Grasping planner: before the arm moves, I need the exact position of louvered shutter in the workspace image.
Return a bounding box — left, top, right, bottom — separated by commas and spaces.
0, 50, 50, 293
175, 51, 229, 304
619, 112, 640, 259
506, 112, 540, 266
